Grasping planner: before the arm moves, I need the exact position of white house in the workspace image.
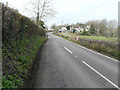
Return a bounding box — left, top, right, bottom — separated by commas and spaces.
50, 29, 54, 31
74, 27, 84, 33
59, 27, 67, 33
85, 25, 91, 31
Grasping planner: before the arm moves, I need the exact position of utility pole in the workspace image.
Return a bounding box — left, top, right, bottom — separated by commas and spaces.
62, 20, 63, 26
6, 2, 8, 7
36, 12, 39, 26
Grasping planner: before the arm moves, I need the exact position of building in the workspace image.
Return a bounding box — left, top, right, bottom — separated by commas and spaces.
85, 25, 91, 31
74, 27, 84, 33
59, 26, 67, 33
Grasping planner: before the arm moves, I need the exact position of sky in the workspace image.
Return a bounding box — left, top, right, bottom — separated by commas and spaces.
1, 0, 120, 28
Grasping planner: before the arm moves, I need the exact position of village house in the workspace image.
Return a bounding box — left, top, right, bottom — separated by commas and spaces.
85, 25, 91, 31
74, 27, 84, 33
75, 25, 91, 33
59, 26, 67, 33
58, 24, 91, 33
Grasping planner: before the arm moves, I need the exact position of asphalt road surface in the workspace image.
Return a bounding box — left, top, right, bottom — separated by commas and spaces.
34, 33, 119, 88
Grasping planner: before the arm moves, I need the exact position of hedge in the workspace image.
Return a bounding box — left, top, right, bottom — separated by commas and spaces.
2, 3, 47, 88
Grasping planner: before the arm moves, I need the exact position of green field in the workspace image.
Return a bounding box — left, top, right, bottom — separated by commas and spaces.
58, 33, 118, 42
77, 35, 117, 42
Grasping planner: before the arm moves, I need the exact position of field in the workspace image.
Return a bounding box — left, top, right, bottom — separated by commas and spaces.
58, 33, 118, 42
77, 35, 117, 42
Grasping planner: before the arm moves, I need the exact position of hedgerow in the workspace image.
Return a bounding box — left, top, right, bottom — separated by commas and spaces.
2, 3, 47, 88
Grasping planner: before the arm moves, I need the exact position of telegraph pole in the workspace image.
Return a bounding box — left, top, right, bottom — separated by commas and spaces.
6, 2, 8, 7
62, 20, 63, 26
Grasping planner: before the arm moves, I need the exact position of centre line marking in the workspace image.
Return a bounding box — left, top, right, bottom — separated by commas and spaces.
64, 47, 73, 54
82, 61, 119, 89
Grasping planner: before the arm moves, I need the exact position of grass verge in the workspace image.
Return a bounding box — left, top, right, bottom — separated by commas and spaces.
59, 33, 118, 42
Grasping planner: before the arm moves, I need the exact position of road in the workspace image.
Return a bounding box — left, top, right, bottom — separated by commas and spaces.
34, 33, 119, 88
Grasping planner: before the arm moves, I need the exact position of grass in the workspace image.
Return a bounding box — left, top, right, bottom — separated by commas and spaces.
58, 33, 118, 42
77, 35, 117, 42
2, 36, 48, 88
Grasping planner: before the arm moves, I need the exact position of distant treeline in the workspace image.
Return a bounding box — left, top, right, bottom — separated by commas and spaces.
84, 19, 118, 37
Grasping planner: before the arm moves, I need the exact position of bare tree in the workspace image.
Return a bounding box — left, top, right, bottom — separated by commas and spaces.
107, 20, 117, 37
107, 20, 117, 30
26, 0, 55, 26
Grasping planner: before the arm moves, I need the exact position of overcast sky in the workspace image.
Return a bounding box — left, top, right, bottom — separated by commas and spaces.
1, 0, 120, 27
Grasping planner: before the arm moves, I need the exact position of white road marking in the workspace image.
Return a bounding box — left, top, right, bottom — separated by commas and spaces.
64, 47, 73, 54
55, 34, 118, 62
82, 61, 119, 89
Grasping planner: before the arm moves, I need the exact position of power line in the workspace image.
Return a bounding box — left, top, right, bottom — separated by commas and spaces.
78, 0, 113, 19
